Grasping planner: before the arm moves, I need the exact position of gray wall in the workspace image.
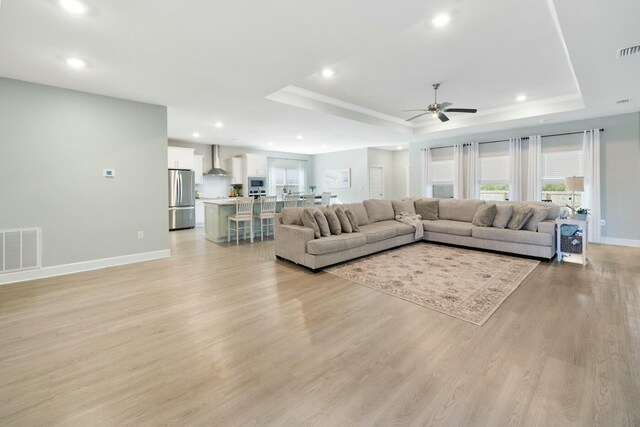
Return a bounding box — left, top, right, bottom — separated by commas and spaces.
409, 112, 640, 241
312, 148, 369, 203
0, 77, 169, 267
393, 149, 410, 199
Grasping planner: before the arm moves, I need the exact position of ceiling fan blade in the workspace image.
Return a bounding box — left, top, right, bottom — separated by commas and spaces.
401, 109, 428, 112
437, 112, 450, 122
406, 112, 430, 122
437, 102, 452, 109
443, 108, 478, 113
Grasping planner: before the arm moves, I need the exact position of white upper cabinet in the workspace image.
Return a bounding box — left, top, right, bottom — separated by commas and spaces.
168, 147, 195, 170
244, 153, 267, 176
229, 156, 244, 185
193, 154, 204, 184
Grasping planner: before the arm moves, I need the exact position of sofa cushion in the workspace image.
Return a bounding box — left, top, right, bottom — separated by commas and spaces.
313, 209, 331, 237
472, 203, 497, 227
507, 205, 534, 230
415, 198, 439, 220
342, 203, 369, 226
332, 205, 352, 233
523, 206, 551, 232
492, 204, 513, 229
363, 199, 395, 223
281, 207, 303, 226
306, 233, 367, 255
391, 199, 416, 216
518, 201, 560, 220
322, 208, 342, 235
358, 223, 398, 243
343, 208, 360, 232
472, 227, 553, 246
438, 199, 485, 222
301, 208, 320, 238
376, 219, 415, 236
423, 220, 476, 237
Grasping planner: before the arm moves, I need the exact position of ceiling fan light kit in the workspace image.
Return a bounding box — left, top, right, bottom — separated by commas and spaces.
404, 83, 478, 123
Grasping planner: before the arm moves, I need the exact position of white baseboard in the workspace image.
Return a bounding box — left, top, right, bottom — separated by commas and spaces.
600, 237, 640, 248
0, 249, 171, 286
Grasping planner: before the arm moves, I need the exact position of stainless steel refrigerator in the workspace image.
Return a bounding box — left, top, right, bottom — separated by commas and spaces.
168, 169, 195, 231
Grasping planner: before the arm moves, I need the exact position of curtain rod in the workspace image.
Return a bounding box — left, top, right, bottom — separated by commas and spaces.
420, 128, 604, 151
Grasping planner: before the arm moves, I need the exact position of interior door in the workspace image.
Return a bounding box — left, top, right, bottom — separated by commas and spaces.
369, 165, 384, 199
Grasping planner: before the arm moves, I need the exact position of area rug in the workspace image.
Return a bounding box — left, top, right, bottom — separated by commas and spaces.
325, 243, 539, 326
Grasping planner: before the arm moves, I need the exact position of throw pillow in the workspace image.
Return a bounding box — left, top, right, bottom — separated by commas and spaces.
322, 208, 342, 235
342, 203, 369, 226
332, 205, 352, 233
524, 206, 551, 232
472, 204, 497, 227
313, 208, 331, 237
391, 199, 416, 216
507, 205, 534, 230
415, 199, 439, 220
492, 204, 513, 229
281, 207, 303, 226
363, 199, 395, 223
344, 208, 360, 232
301, 208, 320, 238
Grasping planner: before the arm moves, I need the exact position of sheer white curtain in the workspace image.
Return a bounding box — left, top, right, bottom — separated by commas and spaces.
527, 135, 542, 201
453, 144, 464, 198
583, 129, 601, 242
422, 148, 433, 197
509, 138, 522, 201
466, 142, 480, 199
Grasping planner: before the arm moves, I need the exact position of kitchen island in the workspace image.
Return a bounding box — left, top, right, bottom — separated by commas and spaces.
203, 195, 340, 243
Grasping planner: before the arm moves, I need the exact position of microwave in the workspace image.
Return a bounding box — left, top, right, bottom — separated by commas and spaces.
248, 177, 266, 188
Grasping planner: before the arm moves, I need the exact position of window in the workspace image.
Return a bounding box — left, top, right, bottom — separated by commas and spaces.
479, 155, 509, 201
267, 158, 307, 195
541, 150, 583, 205
431, 159, 454, 198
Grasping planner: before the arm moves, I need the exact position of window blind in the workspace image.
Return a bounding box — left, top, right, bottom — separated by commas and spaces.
541, 150, 584, 181
431, 160, 454, 183
479, 155, 509, 183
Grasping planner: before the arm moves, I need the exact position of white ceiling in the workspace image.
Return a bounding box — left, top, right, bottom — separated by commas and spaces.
0, 0, 638, 154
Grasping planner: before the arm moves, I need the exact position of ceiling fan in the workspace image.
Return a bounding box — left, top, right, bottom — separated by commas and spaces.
403, 83, 478, 122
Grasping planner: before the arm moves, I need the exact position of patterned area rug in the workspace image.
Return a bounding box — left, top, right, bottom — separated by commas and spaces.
325, 243, 539, 326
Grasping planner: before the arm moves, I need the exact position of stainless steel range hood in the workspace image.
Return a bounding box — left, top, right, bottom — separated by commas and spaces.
205, 145, 230, 176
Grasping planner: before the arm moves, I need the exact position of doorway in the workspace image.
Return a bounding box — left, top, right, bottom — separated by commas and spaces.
369, 165, 384, 199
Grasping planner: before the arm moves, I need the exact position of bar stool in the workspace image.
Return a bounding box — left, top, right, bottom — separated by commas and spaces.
284, 194, 299, 208
302, 194, 316, 208
228, 197, 254, 244
321, 192, 331, 206
254, 196, 276, 241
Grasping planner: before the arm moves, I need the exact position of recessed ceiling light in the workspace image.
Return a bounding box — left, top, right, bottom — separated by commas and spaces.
432, 13, 451, 27
59, 0, 88, 15
516, 94, 527, 102
397, 145, 403, 150
214, 122, 224, 128
321, 68, 334, 78
268, 141, 274, 146
322, 144, 328, 149
297, 134, 303, 140
66, 57, 86, 69
193, 132, 200, 138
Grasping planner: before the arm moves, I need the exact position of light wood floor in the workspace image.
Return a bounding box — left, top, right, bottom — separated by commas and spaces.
1, 229, 639, 426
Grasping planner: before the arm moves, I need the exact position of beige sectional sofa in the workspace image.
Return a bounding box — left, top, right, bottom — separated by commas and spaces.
274, 198, 559, 271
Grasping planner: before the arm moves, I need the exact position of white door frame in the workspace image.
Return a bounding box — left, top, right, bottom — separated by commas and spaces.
369, 164, 385, 199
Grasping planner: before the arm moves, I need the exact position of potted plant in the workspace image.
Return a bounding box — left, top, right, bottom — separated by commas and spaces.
574, 207, 590, 221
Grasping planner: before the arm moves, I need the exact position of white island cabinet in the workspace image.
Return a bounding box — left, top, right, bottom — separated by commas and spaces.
204, 200, 237, 242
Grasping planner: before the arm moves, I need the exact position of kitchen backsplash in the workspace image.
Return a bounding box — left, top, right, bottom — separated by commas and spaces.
197, 175, 230, 198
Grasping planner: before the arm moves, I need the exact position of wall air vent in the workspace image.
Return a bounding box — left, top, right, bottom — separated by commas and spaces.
616, 44, 640, 59
0, 228, 41, 273
615, 99, 630, 104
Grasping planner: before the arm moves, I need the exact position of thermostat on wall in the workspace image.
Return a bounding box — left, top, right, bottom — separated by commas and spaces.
103, 169, 115, 178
